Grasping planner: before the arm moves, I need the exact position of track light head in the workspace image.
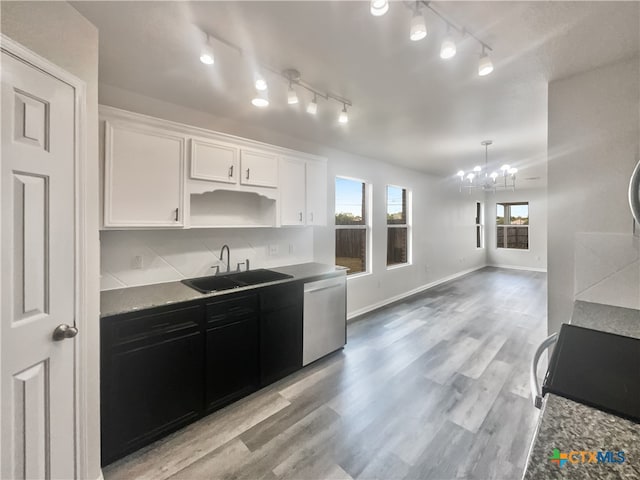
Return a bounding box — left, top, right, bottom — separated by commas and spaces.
338, 104, 349, 124
307, 95, 318, 115
440, 34, 456, 59
410, 11, 427, 41
287, 85, 299, 105
478, 47, 494, 76
200, 39, 214, 65
370, 0, 389, 16
254, 75, 267, 91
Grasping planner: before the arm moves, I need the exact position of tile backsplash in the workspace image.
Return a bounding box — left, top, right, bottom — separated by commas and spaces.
100, 228, 314, 290
574, 233, 640, 310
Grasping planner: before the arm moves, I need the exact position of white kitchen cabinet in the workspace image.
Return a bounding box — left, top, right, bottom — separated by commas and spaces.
104, 120, 185, 227
279, 156, 306, 226
306, 160, 327, 225
240, 149, 278, 188
190, 138, 238, 184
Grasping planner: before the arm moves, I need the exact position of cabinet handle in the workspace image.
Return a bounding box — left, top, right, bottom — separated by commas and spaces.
229, 165, 234, 178
299, 212, 303, 222
175, 208, 179, 222
246, 168, 250, 180
310, 212, 314, 222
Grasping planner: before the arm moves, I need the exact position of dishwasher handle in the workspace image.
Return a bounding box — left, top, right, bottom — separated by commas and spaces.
629, 159, 640, 229
530, 332, 558, 409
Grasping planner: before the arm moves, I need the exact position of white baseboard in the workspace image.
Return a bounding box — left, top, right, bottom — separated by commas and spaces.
487, 263, 547, 273
346, 265, 486, 321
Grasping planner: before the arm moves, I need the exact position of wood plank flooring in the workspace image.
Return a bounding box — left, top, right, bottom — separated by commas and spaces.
104, 267, 547, 480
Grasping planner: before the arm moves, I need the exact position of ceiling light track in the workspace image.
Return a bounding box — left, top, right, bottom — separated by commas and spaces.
198, 27, 353, 122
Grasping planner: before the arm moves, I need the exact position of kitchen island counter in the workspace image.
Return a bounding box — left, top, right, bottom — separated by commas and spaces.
522, 301, 640, 480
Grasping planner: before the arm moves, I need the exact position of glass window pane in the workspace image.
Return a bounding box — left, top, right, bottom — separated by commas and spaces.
497, 226, 505, 248
336, 229, 366, 274
387, 227, 408, 266
510, 204, 529, 225
335, 178, 365, 225
387, 186, 406, 225
476, 202, 481, 225
496, 204, 505, 225
506, 226, 529, 249
476, 226, 481, 248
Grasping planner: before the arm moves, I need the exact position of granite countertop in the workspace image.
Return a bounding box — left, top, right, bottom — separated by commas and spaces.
100, 262, 346, 318
522, 301, 640, 480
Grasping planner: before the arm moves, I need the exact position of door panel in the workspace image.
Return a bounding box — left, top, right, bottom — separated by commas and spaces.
239, 149, 278, 188
1, 50, 77, 479
279, 156, 306, 226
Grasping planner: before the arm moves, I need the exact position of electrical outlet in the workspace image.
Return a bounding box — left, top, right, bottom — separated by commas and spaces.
132, 255, 143, 269
268, 244, 278, 256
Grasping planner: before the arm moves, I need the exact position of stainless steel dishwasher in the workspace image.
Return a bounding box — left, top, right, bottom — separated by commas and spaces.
303, 274, 347, 366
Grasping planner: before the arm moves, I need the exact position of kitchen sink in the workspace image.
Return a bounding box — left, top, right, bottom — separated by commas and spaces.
181, 269, 293, 293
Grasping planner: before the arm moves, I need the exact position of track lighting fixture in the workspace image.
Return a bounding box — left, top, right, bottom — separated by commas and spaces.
338, 104, 349, 124
307, 95, 318, 115
254, 75, 267, 91
478, 46, 494, 76
370, 0, 389, 17
199, 35, 215, 65
440, 27, 456, 59
287, 83, 299, 105
410, 7, 427, 41
251, 90, 269, 108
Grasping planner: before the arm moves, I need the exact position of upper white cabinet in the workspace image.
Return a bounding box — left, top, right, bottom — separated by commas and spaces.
280, 156, 306, 225
240, 149, 278, 188
190, 138, 238, 184
104, 120, 185, 227
306, 161, 327, 225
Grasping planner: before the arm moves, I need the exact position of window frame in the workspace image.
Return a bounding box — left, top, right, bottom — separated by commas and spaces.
386, 184, 411, 269
334, 176, 371, 277
496, 201, 529, 250
475, 201, 484, 249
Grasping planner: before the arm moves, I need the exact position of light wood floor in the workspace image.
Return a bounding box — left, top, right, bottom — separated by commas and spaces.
104, 267, 547, 480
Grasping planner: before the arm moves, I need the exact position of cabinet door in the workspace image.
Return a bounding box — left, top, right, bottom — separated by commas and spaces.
280, 156, 306, 225
104, 121, 185, 227
190, 137, 238, 184
205, 294, 260, 411
240, 148, 278, 188
260, 284, 303, 385
101, 305, 204, 465
306, 161, 327, 225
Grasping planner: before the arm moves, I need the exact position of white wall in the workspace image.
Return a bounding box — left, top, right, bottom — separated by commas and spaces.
548, 56, 640, 335
99, 84, 487, 317
485, 187, 548, 272
0, 2, 101, 479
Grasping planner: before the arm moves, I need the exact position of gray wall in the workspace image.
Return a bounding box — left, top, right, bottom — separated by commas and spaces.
547, 56, 640, 334
1, 2, 101, 479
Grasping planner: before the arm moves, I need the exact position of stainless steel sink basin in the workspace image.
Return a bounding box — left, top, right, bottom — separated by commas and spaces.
181, 269, 293, 293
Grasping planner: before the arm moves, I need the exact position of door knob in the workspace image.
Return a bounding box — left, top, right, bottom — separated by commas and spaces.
52, 324, 79, 341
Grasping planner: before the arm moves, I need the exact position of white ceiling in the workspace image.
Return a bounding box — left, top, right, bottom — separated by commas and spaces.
72, 1, 639, 185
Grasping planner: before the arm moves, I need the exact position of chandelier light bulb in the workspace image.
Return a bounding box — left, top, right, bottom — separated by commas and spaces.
370, 0, 389, 16
457, 170, 465, 178
473, 165, 482, 172
287, 85, 299, 105
501, 164, 510, 172
466, 173, 475, 181
338, 105, 349, 124
509, 167, 518, 175
478, 51, 494, 76
440, 34, 457, 59
490, 171, 499, 179
410, 11, 427, 41
307, 96, 318, 115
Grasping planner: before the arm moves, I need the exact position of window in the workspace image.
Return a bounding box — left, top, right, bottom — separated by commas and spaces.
497, 202, 529, 249
335, 177, 369, 275
387, 185, 410, 266
475, 201, 484, 249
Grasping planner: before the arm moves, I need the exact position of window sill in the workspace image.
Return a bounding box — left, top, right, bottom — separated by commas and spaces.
386, 263, 411, 271
346, 271, 371, 280
496, 247, 530, 251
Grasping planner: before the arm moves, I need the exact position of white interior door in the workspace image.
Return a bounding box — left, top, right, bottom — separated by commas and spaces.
1, 50, 77, 479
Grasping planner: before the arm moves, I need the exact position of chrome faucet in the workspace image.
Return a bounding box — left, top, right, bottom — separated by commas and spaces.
219, 244, 231, 273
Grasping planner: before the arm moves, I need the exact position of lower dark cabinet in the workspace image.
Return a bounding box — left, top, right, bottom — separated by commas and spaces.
205, 294, 260, 411
260, 283, 303, 385
101, 304, 204, 465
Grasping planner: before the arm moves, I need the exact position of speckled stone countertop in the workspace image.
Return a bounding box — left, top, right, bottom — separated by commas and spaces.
522, 301, 640, 480
100, 262, 346, 318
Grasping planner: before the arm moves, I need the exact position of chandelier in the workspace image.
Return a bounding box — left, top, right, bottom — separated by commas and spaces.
456, 141, 518, 192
